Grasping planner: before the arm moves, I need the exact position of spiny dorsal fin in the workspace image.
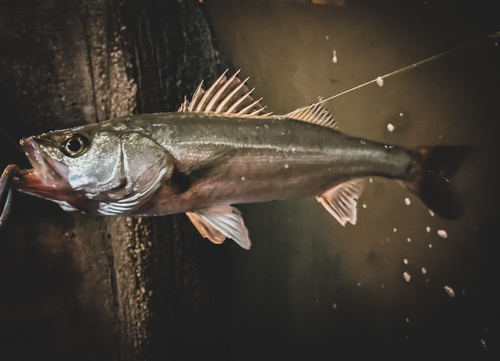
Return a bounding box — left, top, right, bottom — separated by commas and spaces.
285, 100, 337, 129
179, 71, 270, 117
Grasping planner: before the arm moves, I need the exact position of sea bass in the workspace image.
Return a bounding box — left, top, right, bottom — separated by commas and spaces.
6, 71, 471, 249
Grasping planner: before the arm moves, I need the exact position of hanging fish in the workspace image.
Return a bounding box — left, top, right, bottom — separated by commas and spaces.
0, 71, 472, 249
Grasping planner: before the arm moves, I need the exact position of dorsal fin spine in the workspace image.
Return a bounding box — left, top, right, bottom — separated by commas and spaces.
182, 71, 267, 118
226, 87, 254, 114
188, 81, 205, 112
216, 77, 249, 113
206, 70, 241, 112
196, 69, 228, 112
238, 98, 263, 115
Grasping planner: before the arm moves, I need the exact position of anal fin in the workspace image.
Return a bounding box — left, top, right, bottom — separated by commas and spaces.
316, 178, 365, 226
186, 205, 251, 250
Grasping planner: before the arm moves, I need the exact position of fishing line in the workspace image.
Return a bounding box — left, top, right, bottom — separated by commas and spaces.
0, 126, 24, 154
303, 30, 500, 109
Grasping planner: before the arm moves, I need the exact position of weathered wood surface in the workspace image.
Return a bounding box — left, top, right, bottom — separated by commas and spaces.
0, 1, 229, 360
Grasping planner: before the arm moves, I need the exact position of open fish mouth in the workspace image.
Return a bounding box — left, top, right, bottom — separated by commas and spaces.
19, 137, 70, 189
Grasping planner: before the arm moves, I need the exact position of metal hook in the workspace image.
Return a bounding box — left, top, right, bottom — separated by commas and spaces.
0, 164, 17, 228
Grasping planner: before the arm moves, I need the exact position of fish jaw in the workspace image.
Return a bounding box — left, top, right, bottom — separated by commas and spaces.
20, 137, 71, 189
11, 168, 96, 211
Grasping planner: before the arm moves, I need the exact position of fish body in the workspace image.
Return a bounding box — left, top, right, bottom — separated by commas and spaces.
10, 72, 471, 249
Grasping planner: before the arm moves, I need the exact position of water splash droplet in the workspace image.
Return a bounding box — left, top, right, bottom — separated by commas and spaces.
437, 229, 448, 238
444, 285, 455, 297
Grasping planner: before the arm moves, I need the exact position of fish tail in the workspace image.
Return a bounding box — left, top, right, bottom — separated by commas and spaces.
403, 145, 474, 220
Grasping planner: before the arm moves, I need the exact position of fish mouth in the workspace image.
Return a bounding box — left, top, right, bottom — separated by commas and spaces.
19, 138, 71, 189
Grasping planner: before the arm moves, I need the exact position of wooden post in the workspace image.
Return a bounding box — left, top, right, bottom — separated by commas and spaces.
0, 1, 230, 359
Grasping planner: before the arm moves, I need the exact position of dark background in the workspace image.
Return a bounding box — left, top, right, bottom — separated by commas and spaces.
1, 0, 500, 360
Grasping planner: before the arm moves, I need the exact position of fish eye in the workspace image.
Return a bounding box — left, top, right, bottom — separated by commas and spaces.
62, 134, 88, 157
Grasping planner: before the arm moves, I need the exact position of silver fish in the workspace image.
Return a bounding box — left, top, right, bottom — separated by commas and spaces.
5, 71, 471, 249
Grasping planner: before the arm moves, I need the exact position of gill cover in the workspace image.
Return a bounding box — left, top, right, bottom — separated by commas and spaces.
98, 132, 175, 215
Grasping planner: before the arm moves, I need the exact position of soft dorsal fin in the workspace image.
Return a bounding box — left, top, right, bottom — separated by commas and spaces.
179, 71, 270, 117
316, 178, 365, 226
285, 101, 337, 129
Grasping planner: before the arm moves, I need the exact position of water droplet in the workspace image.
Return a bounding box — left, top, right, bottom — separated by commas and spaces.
444, 285, 455, 297
429, 210, 435, 217
393, 228, 397, 233
428, 243, 433, 248
362, 203, 367, 209
403, 258, 409, 265
405, 198, 411, 205
357, 282, 361, 286
437, 230, 448, 238
406, 317, 410, 322
284, 164, 290, 169
421, 267, 427, 274
241, 177, 246, 181
403, 272, 411, 282
333, 302, 337, 309
480, 339, 488, 351
426, 226, 431, 233
326, 35, 330, 40
376, 76, 384, 87
369, 177, 373, 183
332, 49, 338, 64
407, 237, 411, 243
387, 123, 395, 132
399, 112, 404, 117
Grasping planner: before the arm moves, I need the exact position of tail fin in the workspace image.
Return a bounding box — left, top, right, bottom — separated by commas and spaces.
404, 146, 474, 220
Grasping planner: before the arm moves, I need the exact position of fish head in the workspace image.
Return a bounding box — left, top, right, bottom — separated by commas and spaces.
20, 124, 123, 196
17, 121, 175, 214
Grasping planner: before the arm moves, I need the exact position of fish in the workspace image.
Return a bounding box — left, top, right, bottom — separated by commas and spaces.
3, 70, 472, 249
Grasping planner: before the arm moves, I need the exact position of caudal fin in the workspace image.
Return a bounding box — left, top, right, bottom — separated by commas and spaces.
404, 146, 473, 220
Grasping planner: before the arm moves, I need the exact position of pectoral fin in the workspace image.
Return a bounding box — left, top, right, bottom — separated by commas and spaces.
171, 149, 237, 194
184, 149, 237, 182
187, 205, 251, 250
317, 179, 365, 226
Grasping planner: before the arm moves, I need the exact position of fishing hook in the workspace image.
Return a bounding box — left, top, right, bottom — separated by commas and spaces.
0, 164, 17, 228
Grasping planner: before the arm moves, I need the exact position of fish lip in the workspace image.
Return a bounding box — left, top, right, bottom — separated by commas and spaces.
20, 137, 70, 188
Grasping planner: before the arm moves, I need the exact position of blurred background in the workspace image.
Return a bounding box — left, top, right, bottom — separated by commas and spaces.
208, 0, 500, 360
